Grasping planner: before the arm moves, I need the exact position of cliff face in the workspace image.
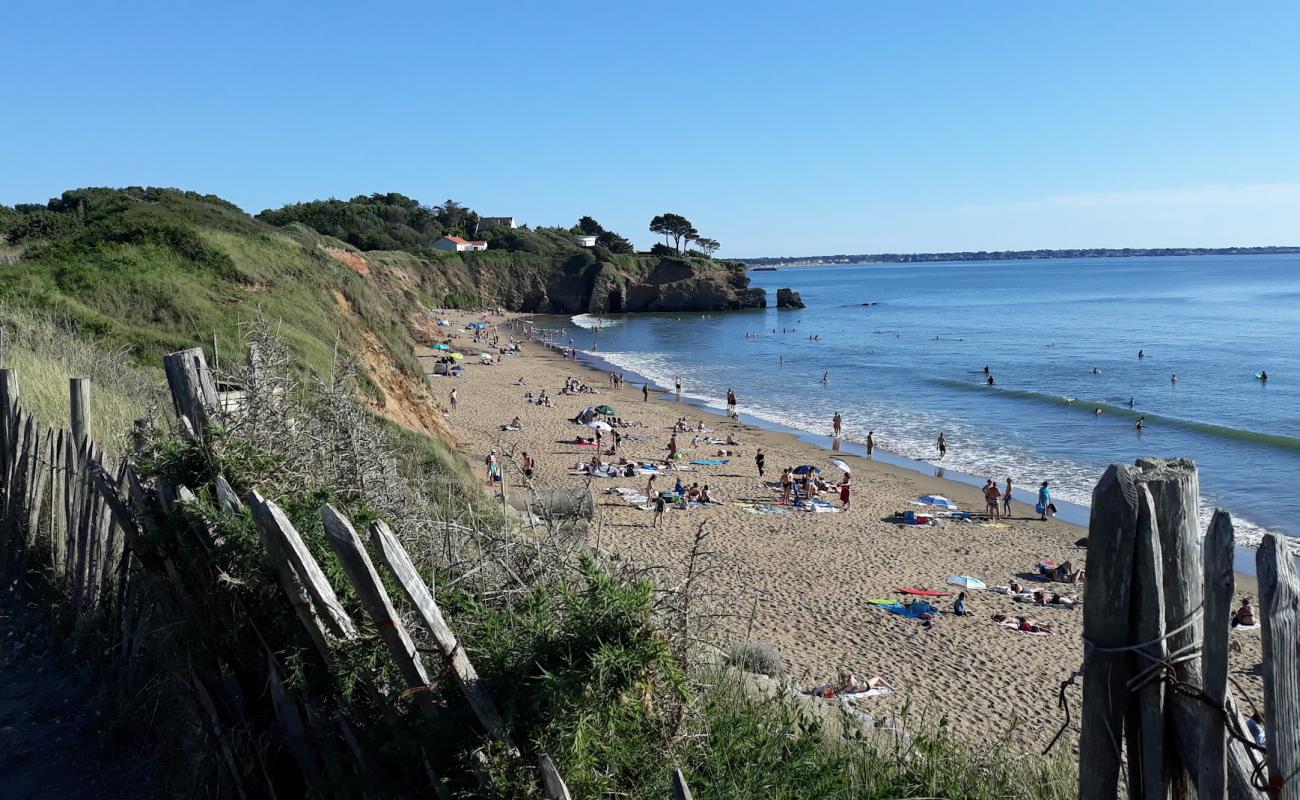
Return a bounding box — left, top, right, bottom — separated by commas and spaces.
355, 246, 767, 315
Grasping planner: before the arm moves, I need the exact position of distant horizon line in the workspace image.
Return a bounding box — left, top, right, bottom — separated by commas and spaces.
734, 245, 1300, 265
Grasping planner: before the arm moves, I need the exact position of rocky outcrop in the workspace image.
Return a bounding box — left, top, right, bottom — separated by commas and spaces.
776, 288, 805, 309
367, 248, 767, 315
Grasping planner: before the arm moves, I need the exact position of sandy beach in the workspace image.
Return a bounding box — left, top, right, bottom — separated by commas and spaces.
421, 312, 1266, 750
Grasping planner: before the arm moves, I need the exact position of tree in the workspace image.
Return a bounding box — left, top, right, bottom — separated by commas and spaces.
576, 216, 605, 236
649, 213, 695, 253
695, 237, 720, 257
597, 230, 634, 254
435, 199, 471, 231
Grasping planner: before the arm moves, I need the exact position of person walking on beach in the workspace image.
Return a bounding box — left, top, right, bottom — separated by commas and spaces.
521, 452, 535, 481
780, 467, 794, 504
726, 388, 737, 413
667, 433, 678, 460
1037, 481, 1051, 521
645, 473, 657, 502
675, 376, 682, 400
485, 450, 497, 484
832, 412, 842, 438
838, 472, 852, 509
652, 492, 666, 527
643, 383, 649, 402
1003, 477, 1013, 518
866, 431, 875, 456
449, 387, 458, 411
937, 433, 947, 459
755, 448, 766, 478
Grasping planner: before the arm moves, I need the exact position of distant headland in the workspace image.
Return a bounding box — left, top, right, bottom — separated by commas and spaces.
738, 246, 1300, 268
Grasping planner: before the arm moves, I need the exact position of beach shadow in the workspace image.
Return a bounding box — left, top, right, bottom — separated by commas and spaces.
1014, 571, 1052, 583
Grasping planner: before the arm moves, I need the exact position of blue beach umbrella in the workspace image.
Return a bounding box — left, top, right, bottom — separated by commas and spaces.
793, 465, 821, 475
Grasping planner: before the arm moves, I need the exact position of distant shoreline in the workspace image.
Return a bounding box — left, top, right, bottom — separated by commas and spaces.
738, 246, 1300, 268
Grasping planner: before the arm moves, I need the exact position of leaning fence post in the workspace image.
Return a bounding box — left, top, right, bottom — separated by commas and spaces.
1129, 483, 1168, 800
69, 377, 90, 449
1200, 510, 1235, 800
672, 768, 694, 800
321, 505, 443, 720
246, 489, 357, 640
538, 754, 572, 800
368, 518, 508, 742
163, 347, 220, 436
1079, 464, 1140, 800
1258, 533, 1300, 800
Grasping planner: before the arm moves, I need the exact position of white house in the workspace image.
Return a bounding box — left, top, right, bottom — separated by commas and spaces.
433, 235, 488, 252
476, 216, 516, 231
576, 235, 598, 247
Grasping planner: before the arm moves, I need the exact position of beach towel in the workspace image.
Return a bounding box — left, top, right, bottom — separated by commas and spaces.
877, 601, 940, 620
691, 459, 730, 466
866, 599, 898, 606
896, 588, 952, 597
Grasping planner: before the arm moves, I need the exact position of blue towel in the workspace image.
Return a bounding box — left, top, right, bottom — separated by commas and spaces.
691, 459, 730, 465
880, 601, 940, 620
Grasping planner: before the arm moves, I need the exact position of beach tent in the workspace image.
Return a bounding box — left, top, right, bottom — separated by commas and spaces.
595, 404, 618, 416
793, 465, 821, 475
918, 494, 957, 510
830, 458, 851, 474
945, 575, 986, 590
584, 420, 613, 431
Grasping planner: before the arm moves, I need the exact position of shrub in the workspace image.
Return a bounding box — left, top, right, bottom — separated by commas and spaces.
725, 641, 787, 679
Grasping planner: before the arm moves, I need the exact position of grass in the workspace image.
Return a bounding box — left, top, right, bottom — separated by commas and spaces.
0, 306, 162, 448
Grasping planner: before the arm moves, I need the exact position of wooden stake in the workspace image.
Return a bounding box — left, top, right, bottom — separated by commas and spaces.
1258, 533, 1300, 800
1200, 510, 1235, 800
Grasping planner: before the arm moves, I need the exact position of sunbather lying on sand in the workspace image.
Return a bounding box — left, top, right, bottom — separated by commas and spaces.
992, 614, 1053, 633
811, 671, 892, 698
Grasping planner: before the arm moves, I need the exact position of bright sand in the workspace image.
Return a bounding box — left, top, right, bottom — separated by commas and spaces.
421, 313, 1265, 749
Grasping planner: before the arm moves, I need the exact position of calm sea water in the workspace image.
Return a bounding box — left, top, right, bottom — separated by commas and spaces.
551, 255, 1300, 547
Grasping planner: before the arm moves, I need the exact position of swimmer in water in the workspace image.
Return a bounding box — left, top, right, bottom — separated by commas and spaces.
1171, 373, 1177, 384
1136, 416, 1145, 431
1092, 366, 1100, 375
1260, 370, 1268, 381
1138, 349, 1144, 359
1128, 397, 1134, 407
1094, 408, 1102, 415
987, 376, 995, 385
822, 371, 829, 383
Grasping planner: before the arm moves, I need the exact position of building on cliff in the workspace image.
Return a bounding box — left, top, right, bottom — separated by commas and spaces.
476, 216, 516, 231
576, 235, 597, 247
433, 235, 488, 252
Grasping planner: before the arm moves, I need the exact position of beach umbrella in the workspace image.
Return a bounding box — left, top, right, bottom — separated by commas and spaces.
433, 343, 450, 350
918, 494, 957, 510
945, 575, 986, 590
595, 404, 618, 416
792, 464, 821, 475
830, 458, 851, 474
449, 352, 464, 360
584, 420, 613, 431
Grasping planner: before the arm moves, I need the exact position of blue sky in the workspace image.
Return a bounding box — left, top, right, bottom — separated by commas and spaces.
3, 1, 1298, 256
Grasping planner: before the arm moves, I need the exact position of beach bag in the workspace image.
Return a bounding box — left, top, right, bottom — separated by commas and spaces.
1035, 502, 1045, 515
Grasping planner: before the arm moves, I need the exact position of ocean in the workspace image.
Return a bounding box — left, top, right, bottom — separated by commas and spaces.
542, 254, 1300, 554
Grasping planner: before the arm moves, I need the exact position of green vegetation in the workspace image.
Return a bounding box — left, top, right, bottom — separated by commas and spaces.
649, 212, 719, 256
0, 305, 162, 448
0, 187, 426, 390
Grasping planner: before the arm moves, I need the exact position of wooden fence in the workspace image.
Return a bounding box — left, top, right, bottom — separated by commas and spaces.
1079, 458, 1299, 800
0, 347, 711, 798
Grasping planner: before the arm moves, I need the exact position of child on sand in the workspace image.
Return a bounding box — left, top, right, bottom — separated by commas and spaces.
838, 473, 851, 509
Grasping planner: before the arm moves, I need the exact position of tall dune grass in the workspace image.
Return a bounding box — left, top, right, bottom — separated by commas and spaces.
0, 306, 164, 450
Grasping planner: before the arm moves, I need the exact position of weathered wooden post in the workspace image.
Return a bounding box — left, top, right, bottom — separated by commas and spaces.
369, 518, 508, 742
1200, 510, 1235, 800
1258, 533, 1299, 800
321, 505, 443, 720
69, 377, 90, 449
163, 347, 220, 436
1135, 459, 1265, 800
538, 754, 572, 800
1130, 482, 1168, 800
672, 768, 694, 800
1079, 464, 1141, 800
